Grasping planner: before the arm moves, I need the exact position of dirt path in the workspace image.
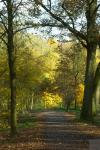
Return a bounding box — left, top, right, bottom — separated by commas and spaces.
0, 111, 100, 150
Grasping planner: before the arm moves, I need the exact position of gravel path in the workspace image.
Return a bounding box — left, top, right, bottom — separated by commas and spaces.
0, 111, 100, 150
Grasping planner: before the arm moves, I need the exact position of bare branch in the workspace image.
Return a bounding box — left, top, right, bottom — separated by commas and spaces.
94, 4, 100, 14
13, 0, 23, 16
0, 32, 7, 45
14, 23, 65, 34
0, 0, 7, 7
77, 37, 88, 49
0, 11, 7, 20
0, 17, 8, 32
35, 0, 87, 41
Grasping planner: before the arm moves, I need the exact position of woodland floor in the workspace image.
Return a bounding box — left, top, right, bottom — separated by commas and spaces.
0, 111, 100, 150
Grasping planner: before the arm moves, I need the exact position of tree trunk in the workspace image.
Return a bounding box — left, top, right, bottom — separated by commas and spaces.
74, 98, 77, 110
92, 62, 100, 114
8, 51, 17, 136
81, 0, 98, 120
74, 76, 77, 110
7, 0, 17, 136
81, 46, 96, 120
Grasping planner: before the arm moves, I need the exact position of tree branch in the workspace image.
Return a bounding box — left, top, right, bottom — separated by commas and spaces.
0, 32, 7, 45
0, 0, 7, 7
13, 0, 23, 16
14, 23, 66, 34
35, 1, 87, 41
0, 17, 8, 32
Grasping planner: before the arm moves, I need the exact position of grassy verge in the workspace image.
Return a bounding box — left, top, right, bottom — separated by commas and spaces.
18, 115, 37, 129
0, 113, 37, 132
69, 108, 100, 126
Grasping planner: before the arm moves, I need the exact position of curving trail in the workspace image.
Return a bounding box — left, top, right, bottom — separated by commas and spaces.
0, 111, 100, 150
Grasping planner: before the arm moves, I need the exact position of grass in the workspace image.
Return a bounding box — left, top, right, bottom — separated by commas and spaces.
93, 113, 100, 126
0, 112, 37, 132
69, 108, 100, 126
18, 115, 37, 129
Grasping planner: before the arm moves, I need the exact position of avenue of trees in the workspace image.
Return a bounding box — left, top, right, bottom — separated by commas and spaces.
0, 0, 100, 136
34, 0, 100, 119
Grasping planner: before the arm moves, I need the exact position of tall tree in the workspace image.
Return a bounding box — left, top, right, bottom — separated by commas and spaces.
0, 0, 27, 136
33, 0, 100, 120
7, 0, 17, 135
55, 41, 85, 110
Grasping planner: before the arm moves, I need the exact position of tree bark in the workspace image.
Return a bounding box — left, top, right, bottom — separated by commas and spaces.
7, 0, 17, 136
92, 62, 100, 114
81, 0, 98, 120
81, 46, 96, 120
